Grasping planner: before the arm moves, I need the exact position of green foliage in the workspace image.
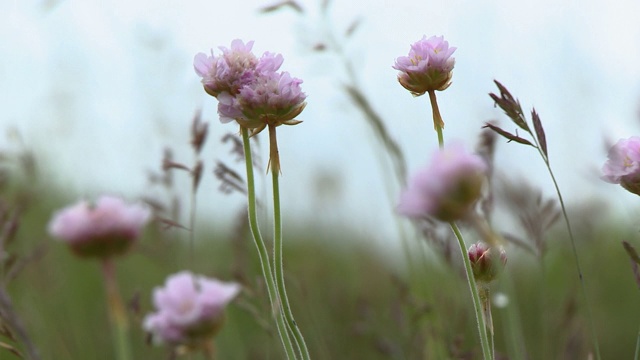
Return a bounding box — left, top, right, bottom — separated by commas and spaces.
4, 198, 640, 359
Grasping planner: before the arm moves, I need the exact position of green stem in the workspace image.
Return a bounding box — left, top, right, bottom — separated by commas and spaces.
241, 128, 297, 359
450, 223, 492, 360
269, 125, 311, 359
535, 147, 601, 360
428, 90, 444, 148
428, 91, 491, 359
100, 259, 131, 360
479, 285, 495, 359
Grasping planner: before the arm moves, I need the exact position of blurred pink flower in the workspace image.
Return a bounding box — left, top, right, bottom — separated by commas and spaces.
468, 242, 507, 283
398, 143, 486, 222
393, 35, 456, 95
47, 196, 150, 258
143, 271, 241, 347
602, 136, 640, 195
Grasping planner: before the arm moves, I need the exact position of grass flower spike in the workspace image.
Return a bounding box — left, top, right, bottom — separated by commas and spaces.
47, 195, 151, 258
602, 136, 640, 196
398, 142, 486, 222
393, 35, 456, 95
144, 271, 241, 349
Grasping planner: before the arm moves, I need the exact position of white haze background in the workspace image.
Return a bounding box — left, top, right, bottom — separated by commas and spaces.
2, 0, 640, 251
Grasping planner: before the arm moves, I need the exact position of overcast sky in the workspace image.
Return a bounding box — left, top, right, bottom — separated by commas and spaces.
2, 0, 640, 250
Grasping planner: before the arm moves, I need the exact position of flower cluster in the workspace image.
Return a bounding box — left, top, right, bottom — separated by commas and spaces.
143, 271, 241, 348
602, 136, 640, 196
47, 195, 151, 258
194, 40, 306, 135
398, 143, 486, 222
393, 35, 456, 95
468, 242, 507, 283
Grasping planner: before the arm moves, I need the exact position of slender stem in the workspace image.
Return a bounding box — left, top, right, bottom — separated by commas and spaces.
428, 91, 491, 359
189, 187, 197, 263
450, 223, 492, 360
202, 341, 215, 360
100, 259, 131, 360
536, 149, 601, 360
241, 128, 296, 359
269, 129, 310, 359
479, 286, 495, 359
428, 91, 444, 147
0, 286, 41, 360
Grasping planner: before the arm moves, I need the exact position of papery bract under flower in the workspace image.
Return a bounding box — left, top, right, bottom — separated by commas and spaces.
143, 271, 241, 348
47, 196, 151, 258
602, 136, 640, 195
398, 143, 486, 222
393, 35, 456, 95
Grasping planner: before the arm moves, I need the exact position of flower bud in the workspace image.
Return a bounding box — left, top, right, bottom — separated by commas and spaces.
47, 196, 151, 259
468, 242, 507, 283
393, 35, 456, 95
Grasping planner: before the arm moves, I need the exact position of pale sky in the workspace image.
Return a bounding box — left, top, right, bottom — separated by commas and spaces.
2, 0, 640, 251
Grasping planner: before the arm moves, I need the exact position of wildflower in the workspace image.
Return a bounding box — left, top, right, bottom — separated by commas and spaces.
195, 40, 307, 172
602, 136, 640, 196
193, 39, 284, 98
398, 143, 486, 222
143, 271, 241, 348
468, 242, 507, 283
47, 196, 151, 258
393, 35, 456, 95
225, 71, 306, 135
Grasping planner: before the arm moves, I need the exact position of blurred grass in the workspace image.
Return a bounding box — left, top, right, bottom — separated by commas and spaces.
3, 193, 640, 359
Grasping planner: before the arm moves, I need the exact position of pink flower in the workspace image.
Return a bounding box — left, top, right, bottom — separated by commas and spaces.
48, 196, 151, 258
393, 35, 456, 95
602, 136, 640, 195
230, 71, 307, 134
194, 39, 284, 98
468, 242, 507, 283
195, 40, 306, 136
398, 143, 486, 222
143, 271, 241, 347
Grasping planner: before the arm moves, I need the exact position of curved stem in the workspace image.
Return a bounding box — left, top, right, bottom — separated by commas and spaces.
428, 91, 491, 359
101, 259, 131, 360
450, 223, 492, 360
269, 125, 310, 359
536, 147, 601, 360
428, 90, 444, 147
241, 128, 296, 359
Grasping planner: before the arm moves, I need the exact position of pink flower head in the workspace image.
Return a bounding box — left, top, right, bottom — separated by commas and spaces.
143, 271, 241, 347
194, 39, 284, 98
222, 71, 307, 134
393, 35, 456, 95
195, 40, 305, 136
602, 136, 640, 195
47, 196, 151, 258
468, 242, 507, 283
398, 142, 486, 222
